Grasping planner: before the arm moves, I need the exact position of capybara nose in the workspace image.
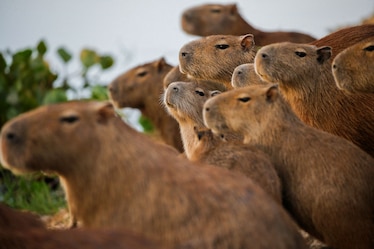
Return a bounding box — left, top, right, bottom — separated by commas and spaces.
205, 107, 210, 112
108, 83, 115, 93
183, 11, 193, 22
332, 64, 337, 70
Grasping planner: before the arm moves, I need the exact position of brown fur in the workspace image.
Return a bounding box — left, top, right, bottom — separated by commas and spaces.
0, 204, 163, 249
231, 63, 268, 88
192, 127, 282, 203
163, 81, 281, 202
332, 38, 374, 93
179, 34, 257, 89
0, 101, 307, 249
310, 24, 374, 59
181, 3, 316, 45
203, 84, 374, 249
108, 58, 184, 152
255, 42, 374, 157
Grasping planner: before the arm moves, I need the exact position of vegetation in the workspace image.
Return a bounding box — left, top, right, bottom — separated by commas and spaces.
0, 40, 114, 214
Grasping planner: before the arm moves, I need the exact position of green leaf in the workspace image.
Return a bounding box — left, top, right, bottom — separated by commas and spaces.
42, 89, 68, 104
37, 40, 47, 56
99, 55, 114, 69
138, 115, 154, 133
57, 47, 72, 63
90, 85, 108, 101
0, 52, 7, 72
12, 49, 32, 64
80, 49, 98, 68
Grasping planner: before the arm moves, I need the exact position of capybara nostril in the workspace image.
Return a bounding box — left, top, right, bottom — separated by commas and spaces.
261, 53, 268, 59
183, 11, 193, 22
6, 132, 16, 141
172, 86, 179, 92
332, 64, 337, 70
205, 107, 210, 112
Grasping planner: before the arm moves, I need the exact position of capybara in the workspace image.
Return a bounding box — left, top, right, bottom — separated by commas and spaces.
0, 101, 307, 249
310, 24, 374, 59
231, 63, 268, 88
163, 81, 281, 202
255, 41, 374, 157
332, 38, 374, 93
179, 34, 257, 89
108, 58, 184, 152
203, 84, 374, 249
181, 3, 316, 45
0, 203, 163, 249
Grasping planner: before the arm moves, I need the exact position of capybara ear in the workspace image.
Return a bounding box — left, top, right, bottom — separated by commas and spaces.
228, 4, 238, 16
265, 84, 279, 102
240, 34, 255, 51
316, 46, 332, 64
155, 57, 167, 72
96, 101, 116, 124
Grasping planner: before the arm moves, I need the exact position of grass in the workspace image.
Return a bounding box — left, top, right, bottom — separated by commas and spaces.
0, 168, 66, 215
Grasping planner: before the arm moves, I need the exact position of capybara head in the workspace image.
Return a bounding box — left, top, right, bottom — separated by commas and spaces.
232, 63, 268, 88
179, 34, 256, 87
181, 3, 243, 36
203, 84, 280, 142
0, 101, 116, 175
108, 58, 173, 109
255, 42, 332, 86
163, 81, 221, 126
332, 38, 374, 93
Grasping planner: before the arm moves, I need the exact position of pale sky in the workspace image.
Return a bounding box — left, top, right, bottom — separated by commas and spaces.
1, 0, 373, 129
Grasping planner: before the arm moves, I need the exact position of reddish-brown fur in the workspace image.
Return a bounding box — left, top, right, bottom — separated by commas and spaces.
0, 101, 307, 249
179, 34, 257, 89
163, 81, 281, 202
310, 24, 374, 59
0, 204, 163, 249
332, 38, 374, 93
203, 84, 374, 249
255, 42, 374, 157
231, 63, 268, 88
181, 3, 316, 46
108, 58, 184, 152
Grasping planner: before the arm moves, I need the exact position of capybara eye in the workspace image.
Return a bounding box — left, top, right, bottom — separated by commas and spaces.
60, 116, 80, 124
211, 90, 221, 97
137, 71, 148, 77
295, 51, 306, 57
195, 90, 205, 96
238, 97, 251, 102
364, 45, 374, 52
210, 8, 222, 13
215, 44, 229, 50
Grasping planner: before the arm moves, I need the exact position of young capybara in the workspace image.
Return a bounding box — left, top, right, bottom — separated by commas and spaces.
231, 63, 268, 88
108, 57, 184, 152
163, 81, 281, 202
332, 38, 374, 93
181, 3, 316, 45
254, 41, 374, 157
310, 24, 374, 59
203, 84, 374, 249
0, 101, 307, 249
0, 203, 164, 249
179, 34, 257, 89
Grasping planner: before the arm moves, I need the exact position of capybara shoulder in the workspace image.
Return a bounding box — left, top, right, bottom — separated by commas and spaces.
332, 38, 374, 93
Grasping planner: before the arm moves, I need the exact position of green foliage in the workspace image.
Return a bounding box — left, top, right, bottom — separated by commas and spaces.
138, 115, 155, 133
0, 170, 66, 215
0, 39, 115, 215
